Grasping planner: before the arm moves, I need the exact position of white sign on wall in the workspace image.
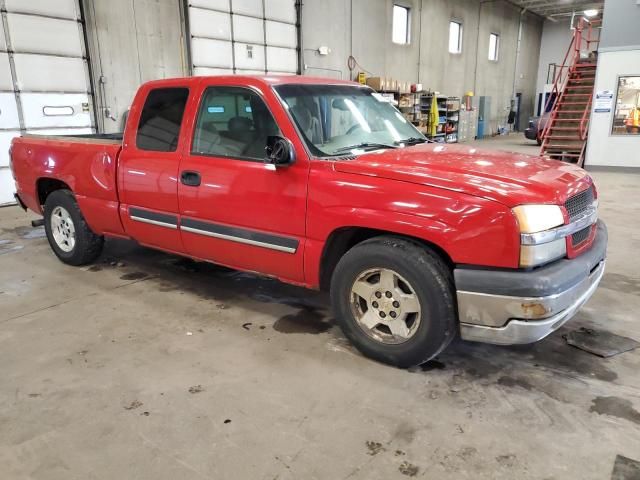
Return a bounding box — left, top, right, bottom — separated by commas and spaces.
594, 90, 614, 113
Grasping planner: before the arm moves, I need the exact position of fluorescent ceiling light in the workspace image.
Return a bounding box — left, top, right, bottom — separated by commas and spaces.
583, 9, 598, 17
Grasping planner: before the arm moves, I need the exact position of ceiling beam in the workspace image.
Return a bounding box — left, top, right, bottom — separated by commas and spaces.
539, 3, 603, 16
508, 0, 603, 16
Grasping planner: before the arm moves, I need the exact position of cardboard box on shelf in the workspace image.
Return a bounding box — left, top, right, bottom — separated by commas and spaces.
398, 94, 412, 108
366, 77, 386, 90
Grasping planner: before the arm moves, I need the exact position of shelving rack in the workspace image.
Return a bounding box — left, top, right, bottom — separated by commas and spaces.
398, 92, 420, 123
369, 88, 461, 143
419, 94, 460, 143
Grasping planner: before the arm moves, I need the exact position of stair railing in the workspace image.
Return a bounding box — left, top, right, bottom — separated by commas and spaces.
540, 16, 600, 153
578, 18, 601, 141
539, 34, 577, 148
579, 94, 593, 141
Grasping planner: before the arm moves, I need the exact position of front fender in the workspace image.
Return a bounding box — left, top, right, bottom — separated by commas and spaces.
304, 166, 520, 288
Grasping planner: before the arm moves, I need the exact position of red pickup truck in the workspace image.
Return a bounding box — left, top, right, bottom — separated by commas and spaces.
10, 75, 607, 367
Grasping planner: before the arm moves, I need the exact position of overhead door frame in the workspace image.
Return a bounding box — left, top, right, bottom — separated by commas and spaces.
0, 0, 96, 205
0, 0, 96, 134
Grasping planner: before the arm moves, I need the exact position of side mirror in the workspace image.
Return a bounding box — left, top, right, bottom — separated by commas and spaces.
265, 136, 295, 166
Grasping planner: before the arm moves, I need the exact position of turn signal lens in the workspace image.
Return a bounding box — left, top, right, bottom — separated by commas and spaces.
520, 238, 567, 268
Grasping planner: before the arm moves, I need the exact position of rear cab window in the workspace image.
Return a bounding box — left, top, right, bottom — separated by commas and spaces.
136, 88, 189, 152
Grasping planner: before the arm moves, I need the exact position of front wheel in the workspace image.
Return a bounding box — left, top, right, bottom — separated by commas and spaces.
43, 189, 104, 265
330, 237, 457, 368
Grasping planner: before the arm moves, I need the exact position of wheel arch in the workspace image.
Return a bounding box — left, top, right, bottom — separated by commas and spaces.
318, 226, 454, 292
36, 177, 72, 206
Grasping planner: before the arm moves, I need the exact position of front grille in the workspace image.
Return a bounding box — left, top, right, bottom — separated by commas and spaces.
564, 186, 594, 221
572, 225, 592, 247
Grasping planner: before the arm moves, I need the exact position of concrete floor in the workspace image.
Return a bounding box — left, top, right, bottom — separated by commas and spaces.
1, 135, 639, 479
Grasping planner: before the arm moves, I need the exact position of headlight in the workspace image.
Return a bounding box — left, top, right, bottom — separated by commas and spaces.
513, 204, 566, 267
512, 205, 564, 233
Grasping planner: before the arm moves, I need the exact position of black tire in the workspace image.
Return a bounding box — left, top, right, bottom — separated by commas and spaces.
330, 237, 456, 368
43, 189, 104, 266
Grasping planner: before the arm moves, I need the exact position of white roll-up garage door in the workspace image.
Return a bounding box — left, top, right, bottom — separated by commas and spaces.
188, 0, 299, 77
0, 0, 94, 205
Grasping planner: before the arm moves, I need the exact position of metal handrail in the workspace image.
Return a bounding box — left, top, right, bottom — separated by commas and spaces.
539, 33, 577, 146
578, 19, 600, 141
579, 93, 593, 140
540, 17, 600, 155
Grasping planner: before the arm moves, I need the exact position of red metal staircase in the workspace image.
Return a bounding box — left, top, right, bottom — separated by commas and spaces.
540, 17, 601, 166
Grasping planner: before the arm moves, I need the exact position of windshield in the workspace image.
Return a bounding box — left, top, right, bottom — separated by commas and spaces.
274, 84, 426, 157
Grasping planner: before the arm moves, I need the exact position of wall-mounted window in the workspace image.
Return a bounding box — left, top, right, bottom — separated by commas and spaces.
448, 21, 462, 54
392, 5, 410, 45
488, 33, 499, 61
612, 76, 640, 135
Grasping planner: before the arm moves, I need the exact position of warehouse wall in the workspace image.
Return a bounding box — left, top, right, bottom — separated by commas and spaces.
535, 19, 573, 95
585, 1, 640, 168
301, 0, 543, 135
83, 0, 187, 133
514, 11, 543, 126
599, 0, 640, 51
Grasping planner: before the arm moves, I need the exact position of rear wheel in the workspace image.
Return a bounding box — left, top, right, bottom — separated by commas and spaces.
330, 237, 456, 368
43, 190, 104, 265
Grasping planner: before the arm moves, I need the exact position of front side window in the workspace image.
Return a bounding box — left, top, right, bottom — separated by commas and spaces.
275, 84, 426, 157
136, 88, 189, 152
611, 76, 640, 135
392, 5, 410, 45
449, 21, 462, 54
192, 86, 280, 160
488, 33, 499, 61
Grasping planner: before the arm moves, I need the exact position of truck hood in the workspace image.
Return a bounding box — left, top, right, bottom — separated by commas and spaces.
332, 143, 593, 207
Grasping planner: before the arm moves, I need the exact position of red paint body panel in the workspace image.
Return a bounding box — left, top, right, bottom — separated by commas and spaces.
305, 161, 521, 276
176, 77, 308, 282
10, 136, 124, 236
333, 144, 593, 207
116, 80, 192, 252
9, 75, 598, 290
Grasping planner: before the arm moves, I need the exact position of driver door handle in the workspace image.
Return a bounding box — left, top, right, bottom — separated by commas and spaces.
180, 170, 201, 187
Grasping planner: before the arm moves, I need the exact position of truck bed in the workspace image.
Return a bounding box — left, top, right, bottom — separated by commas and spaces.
21, 132, 123, 144
65, 133, 124, 142
11, 134, 125, 237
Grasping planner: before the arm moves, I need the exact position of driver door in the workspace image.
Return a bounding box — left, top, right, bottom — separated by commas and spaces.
177, 82, 308, 283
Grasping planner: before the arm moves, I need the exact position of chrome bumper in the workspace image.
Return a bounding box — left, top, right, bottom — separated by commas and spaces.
458, 260, 605, 345
455, 220, 607, 345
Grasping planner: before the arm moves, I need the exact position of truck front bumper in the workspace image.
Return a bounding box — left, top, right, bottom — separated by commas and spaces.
454, 221, 607, 345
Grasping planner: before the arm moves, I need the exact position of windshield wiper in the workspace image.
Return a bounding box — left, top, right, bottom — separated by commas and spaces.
394, 137, 428, 146
332, 142, 398, 154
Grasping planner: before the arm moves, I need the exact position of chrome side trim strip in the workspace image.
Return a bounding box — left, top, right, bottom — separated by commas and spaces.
521, 205, 598, 245
130, 215, 178, 230
180, 226, 297, 253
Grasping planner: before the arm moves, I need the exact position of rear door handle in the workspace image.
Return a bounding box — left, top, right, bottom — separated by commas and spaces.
180, 170, 201, 187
